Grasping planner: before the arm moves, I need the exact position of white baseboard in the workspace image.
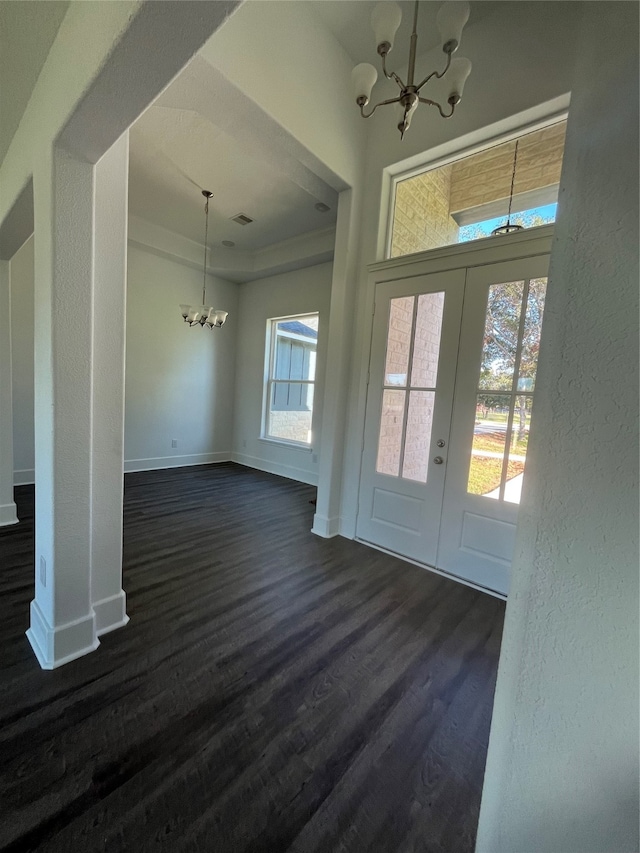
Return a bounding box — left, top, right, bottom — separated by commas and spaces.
26, 599, 99, 670
0, 501, 18, 526
124, 452, 231, 473
311, 513, 341, 538
14, 469, 35, 486
93, 590, 129, 637
231, 452, 318, 486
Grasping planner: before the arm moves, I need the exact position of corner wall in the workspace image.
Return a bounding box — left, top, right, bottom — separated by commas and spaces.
232, 262, 333, 486
476, 4, 639, 850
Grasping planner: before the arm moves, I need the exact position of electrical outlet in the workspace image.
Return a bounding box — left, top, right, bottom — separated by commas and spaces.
40, 556, 46, 587
171, 439, 178, 449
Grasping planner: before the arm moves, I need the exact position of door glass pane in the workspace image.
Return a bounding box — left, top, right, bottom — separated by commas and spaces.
384, 296, 415, 386
410, 292, 445, 387
478, 281, 525, 390
467, 394, 511, 498
504, 396, 532, 503
402, 391, 435, 482
376, 389, 406, 476
517, 278, 547, 392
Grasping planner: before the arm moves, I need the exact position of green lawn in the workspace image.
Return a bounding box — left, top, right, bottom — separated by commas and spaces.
467, 455, 525, 496
472, 429, 528, 455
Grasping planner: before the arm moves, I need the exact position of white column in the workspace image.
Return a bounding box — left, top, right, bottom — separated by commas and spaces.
91, 133, 129, 636
27, 138, 129, 669
0, 261, 18, 527
312, 188, 362, 538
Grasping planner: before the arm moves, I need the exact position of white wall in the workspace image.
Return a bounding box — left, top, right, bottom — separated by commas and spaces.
476, 4, 639, 851
338, 0, 583, 537
10, 238, 239, 479
124, 244, 238, 471
232, 262, 332, 486
10, 235, 35, 483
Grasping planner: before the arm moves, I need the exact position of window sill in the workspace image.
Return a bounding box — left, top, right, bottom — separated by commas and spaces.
259, 437, 313, 452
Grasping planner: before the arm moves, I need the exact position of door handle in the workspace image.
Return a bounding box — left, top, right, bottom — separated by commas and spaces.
433, 456, 444, 464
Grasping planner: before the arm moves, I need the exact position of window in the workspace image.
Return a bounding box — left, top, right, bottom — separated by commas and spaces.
389, 120, 566, 258
467, 277, 547, 503
264, 314, 318, 446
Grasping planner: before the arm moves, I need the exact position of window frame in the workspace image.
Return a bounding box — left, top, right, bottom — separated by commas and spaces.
262, 312, 319, 449
384, 110, 569, 260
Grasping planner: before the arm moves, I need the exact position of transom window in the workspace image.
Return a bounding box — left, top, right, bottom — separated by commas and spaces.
263, 314, 318, 446
389, 120, 566, 258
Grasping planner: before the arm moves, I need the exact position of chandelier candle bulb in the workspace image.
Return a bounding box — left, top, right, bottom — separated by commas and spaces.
353, 0, 472, 139
436, 0, 470, 53
371, 1, 402, 53
352, 63, 378, 105
447, 56, 472, 103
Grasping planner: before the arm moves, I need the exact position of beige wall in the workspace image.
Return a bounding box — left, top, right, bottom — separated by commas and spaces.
449, 122, 566, 213
390, 122, 566, 258
391, 165, 458, 257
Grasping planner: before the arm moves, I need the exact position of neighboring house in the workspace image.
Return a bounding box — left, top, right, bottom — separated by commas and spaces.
0, 3, 637, 853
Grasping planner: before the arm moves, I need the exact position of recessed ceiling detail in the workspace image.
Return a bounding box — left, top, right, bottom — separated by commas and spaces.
231, 213, 253, 225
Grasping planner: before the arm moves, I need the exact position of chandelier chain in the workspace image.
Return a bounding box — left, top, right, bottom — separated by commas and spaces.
202, 196, 209, 306
507, 140, 519, 222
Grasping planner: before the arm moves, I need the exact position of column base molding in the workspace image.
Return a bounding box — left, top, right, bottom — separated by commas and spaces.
0, 502, 18, 527
311, 513, 341, 538
26, 599, 99, 670
94, 590, 129, 637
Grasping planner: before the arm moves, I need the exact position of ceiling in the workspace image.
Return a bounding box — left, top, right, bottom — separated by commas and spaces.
127, 0, 499, 260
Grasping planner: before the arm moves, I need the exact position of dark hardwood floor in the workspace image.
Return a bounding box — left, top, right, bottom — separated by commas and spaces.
0, 463, 504, 853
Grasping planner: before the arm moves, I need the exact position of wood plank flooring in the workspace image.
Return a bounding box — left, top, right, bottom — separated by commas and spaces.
0, 463, 504, 852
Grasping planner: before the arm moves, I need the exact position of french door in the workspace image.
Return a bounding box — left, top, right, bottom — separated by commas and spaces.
356, 242, 550, 596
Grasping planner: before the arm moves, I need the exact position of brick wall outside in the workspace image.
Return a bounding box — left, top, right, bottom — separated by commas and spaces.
390, 165, 459, 258
376, 292, 444, 481
389, 122, 567, 259
449, 122, 566, 213
269, 410, 311, 443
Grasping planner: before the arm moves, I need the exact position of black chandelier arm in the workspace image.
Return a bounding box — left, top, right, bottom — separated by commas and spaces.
380, 53, 405, 89
360, 95, 403, 119
415, 50, 453, 93
418, 96, 456, 119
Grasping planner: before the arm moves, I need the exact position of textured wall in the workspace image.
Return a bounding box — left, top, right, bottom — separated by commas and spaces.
476, 5, 639, 851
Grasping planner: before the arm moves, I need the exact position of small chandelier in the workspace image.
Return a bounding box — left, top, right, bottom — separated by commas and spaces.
180, 190, 228, 328
351, 0, 472, 140
491, 139, 524, 236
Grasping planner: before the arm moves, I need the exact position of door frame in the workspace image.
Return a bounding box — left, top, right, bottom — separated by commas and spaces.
354, 225, 554, 597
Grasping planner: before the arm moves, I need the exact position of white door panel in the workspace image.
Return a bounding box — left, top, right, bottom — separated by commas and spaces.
437, 255, 550, 594
356, 269, 465, 566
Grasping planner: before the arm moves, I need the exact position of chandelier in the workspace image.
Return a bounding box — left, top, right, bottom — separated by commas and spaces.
180, 190, 228, 328
351, 0, 472, 139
